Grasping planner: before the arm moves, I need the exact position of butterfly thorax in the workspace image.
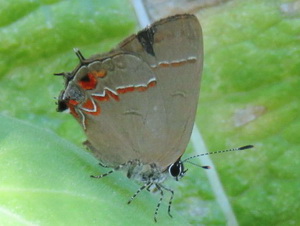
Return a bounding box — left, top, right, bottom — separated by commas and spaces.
125, 160, 168, 184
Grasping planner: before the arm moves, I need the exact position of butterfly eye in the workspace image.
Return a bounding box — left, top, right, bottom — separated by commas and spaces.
57, 100, 68, 112
168, 159, 185, 181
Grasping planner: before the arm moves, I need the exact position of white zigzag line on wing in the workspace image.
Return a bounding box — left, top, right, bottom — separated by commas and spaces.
91, 77, 157, 97
150, 56, 197, 68
80, 98, 97, 113
78, 109, 86, 130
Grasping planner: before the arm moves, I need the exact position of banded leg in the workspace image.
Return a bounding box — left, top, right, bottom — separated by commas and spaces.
98, 162, 110, 168
160, 184, 174, 218
127, 182, 152, 204
146, 183, 157, 193
154, 184, 164, 222
91, 161, 132, 179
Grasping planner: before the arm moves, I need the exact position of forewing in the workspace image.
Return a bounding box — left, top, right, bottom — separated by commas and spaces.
118, 14, 203, 168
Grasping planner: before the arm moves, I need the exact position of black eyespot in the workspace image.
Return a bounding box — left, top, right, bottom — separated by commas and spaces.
80, 74, 90, 82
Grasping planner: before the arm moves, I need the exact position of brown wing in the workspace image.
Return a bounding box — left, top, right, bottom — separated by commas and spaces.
81, 14, 203, 169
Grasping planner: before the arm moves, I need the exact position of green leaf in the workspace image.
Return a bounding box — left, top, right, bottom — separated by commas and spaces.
0, 114, 188, 225
194, 0, 300, 225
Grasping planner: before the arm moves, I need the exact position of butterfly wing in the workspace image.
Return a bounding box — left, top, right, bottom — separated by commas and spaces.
64, 14, 203, 169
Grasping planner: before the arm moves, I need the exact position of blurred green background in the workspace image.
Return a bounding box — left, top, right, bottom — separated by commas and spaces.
0, 0, 299, 225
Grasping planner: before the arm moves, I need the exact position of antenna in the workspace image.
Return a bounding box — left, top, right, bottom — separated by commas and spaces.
183, 145, 254, 164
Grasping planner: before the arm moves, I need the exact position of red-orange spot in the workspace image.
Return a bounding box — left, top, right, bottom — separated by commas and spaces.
82, 99, 100, 115
117, 86, 135, 94
136, 86, 148, 92
93, 94, 109, 102
92, 70, 107, 78
66, 104, 79, 118
148, 80, 157, 87
135, 80, 156, 92
82, 99, 94, 110
68, 99, 79, 106
170, 61, 185, 67
158, 63, 170, 67
89, 107, 101, 115
106, 90, 120, 101
157, 59, 197, 68
78, 73, 97, 90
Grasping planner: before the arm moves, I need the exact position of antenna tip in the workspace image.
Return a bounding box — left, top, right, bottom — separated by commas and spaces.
238, 145, 254, 150
202, 166, 211, 169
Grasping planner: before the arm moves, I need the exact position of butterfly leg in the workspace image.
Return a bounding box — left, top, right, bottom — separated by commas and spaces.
127, 181, 152, 204
153, 184, 165, 222
91, 161, 132, 178
160, 184, 174, 218
98, 161, 110, 168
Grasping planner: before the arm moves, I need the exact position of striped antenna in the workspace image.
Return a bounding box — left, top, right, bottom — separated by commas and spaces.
183, 145, 254, 163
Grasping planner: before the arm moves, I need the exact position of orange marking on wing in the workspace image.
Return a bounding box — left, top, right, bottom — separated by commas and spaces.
68, 99, 79, 106
93, 94, 109, 102
106, 90, 120, 101
157, 58, 197, 68
89, 107, 101, 115
92, 69, 107, 78
170, 61, 186, 67
134, 80, 156, 92
159, 61, 186, 67
148, 80, 157, 87
66, 103, 79, 118
91, 78, 156, 104
82, 99, 94, 109
158, 63, 171, 67
136, 86, 148, 92
117, 86, 135, 94
78, 73, 97, 90
82, 99, 100, 115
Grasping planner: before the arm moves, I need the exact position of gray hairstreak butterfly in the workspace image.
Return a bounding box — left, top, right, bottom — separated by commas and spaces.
55, 14, 253, 222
